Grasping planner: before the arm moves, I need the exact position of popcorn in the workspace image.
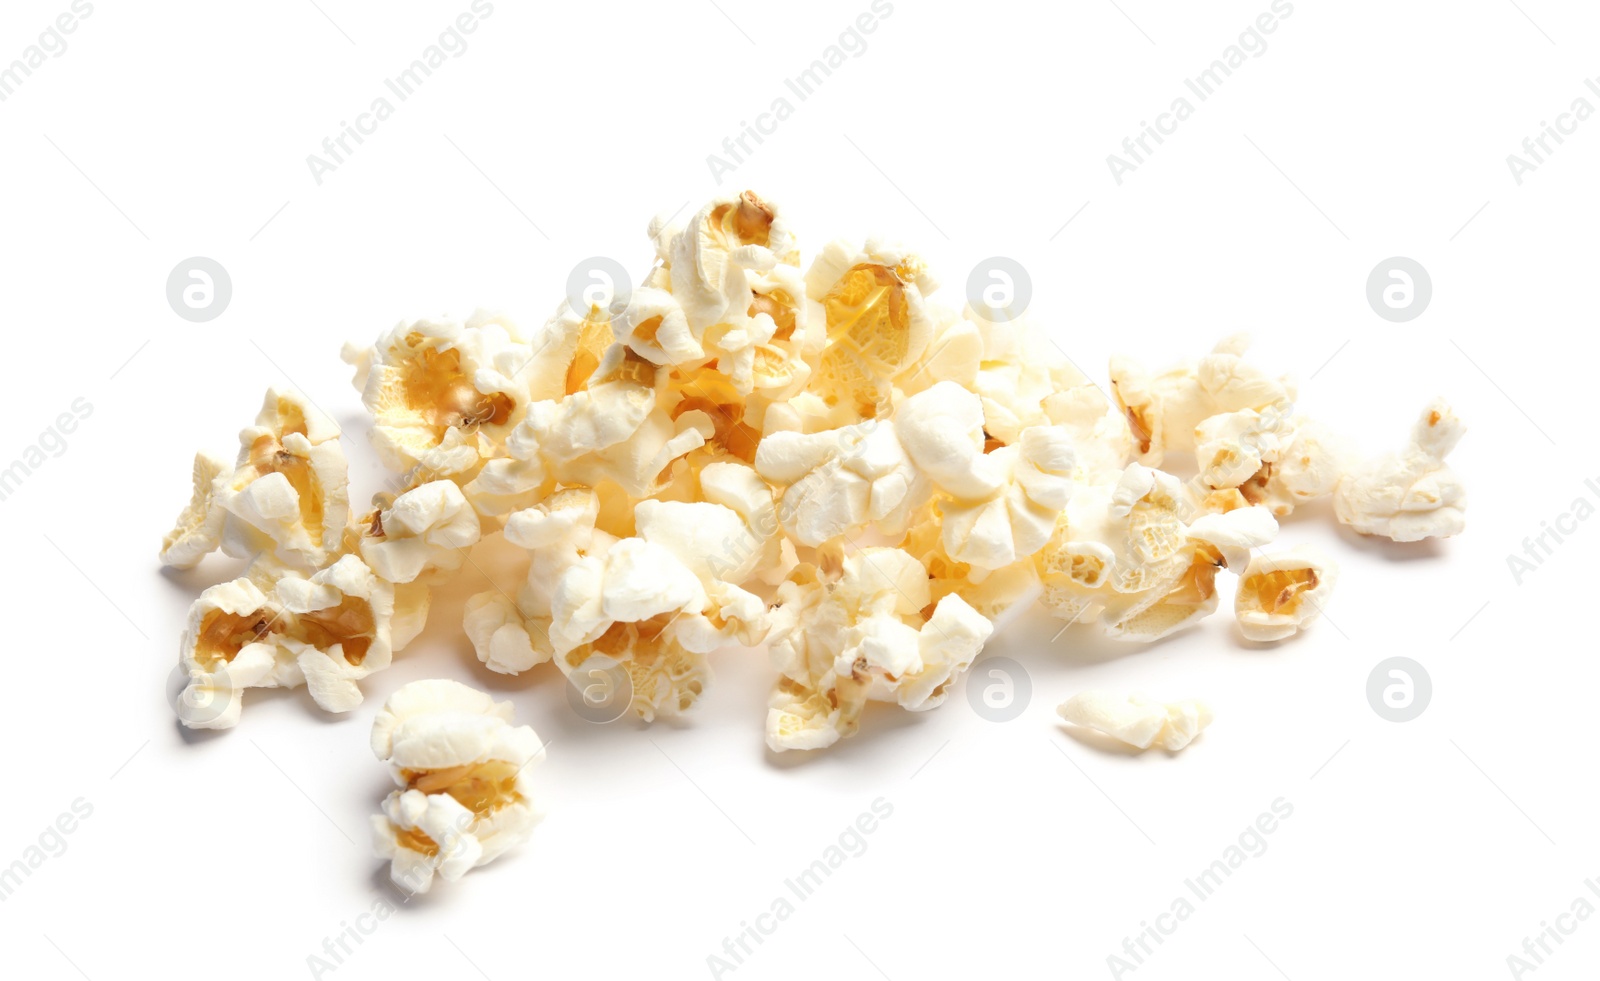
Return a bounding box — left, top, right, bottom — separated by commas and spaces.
175, 576, 293, 730
1334, 399, 1467, 542
160, 190, 1470, 779
354, 479, 481, 584
548, 534, 737, 722
754, 418, 923, 547
1058, 691, 1212, 751
159, 451, 231, 570
805, 238, 936, 422
1235, 546, 1338, 642
667, 190, 797, 337
1235, 417, 1351, 517
160, 388, 349, 572
1035, 464, 1279, 642
765, 548, 992, 752
175, 555, 399, 727
370, 680, 544, 894
1110, 335, 1294, 466
342, 314, 530, 479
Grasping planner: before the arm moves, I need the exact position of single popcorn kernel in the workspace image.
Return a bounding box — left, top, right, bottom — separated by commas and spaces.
1058, 691, 1212, 751
1235, 546, 1338, 642
371, 679, 545, 894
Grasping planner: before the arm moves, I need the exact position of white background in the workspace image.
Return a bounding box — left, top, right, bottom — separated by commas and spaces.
0, 0, 1595, 978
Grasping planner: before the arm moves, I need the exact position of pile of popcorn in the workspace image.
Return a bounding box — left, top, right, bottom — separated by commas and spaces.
161, 190, 1466, 889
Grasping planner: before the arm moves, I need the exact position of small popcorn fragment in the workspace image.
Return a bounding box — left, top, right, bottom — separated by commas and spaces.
1034, 465, 1279, 642
956, 308, 1093, 445
1110, 334, 1294, 466
278, 555, 398, 714
175, 576, 294, 730
1057, 691, 1212, 751
159, 451, 232, 569
1194, 403, 1297, 490
1235, 417, 1352, 517
765, 548, 993, 752
806, 239, 936, 422
668, 190, 798, 336
161, 388, 349, 571
343, 314, 530, 479
754, 417, 924, 547
1334, 398, 1467, 542
1235, 546, 1338, 642
174, 554, 399, 727
547, 528, 752, 722
463, 488, 608, 676
370, 679, 544, 894
354, 480, 481, 584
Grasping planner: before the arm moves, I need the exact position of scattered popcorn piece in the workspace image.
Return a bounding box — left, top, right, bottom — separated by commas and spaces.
175, 576, 294, 730
344, 315, 530, 480
1058, 691, 1213, 751
805, 239, 936, 421
1334, 398, 1467, 542
160, 388, 349, 572
549, 535, 716, 721
370, 679, 544, 894
174, 554, 398, 727
765, 549, 993, 752
354, 480, 481, 584
1236, 417, 1352, 517
1235, 546, 1338, 642
1035, 464, 1279, 642
755, 418, 923, 547
159, 451, 232, 569
1110, 335, 1294, 466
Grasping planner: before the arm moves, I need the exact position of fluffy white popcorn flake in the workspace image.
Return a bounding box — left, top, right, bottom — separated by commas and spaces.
1235, 546, 1338, 642
1058, 691, 1213, 751
545, 532, 737, 722
346, 315, 529, 478
765, 549, 994, 752
174, 555, 398, 727
1110, 334, 1294, 466
755, 418, 924, 547
806, 239, 936, 420
668, 190, 796, 335
464, 592, 552, 675
1334, 398, 1467, 542
1035, 464, 1279, 643
162, 388, 350, 572
1237, 417, 1352, 517
371, 680, 544, 894
356, 479, 481, 584
175, 577, 291, 730
159, 451, 232, 569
